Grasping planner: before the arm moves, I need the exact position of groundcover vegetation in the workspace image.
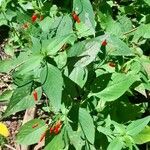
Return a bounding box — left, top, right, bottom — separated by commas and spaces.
0, 0, 150, 149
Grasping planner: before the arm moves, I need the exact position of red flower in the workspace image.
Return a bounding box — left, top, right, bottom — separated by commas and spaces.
33, 90, 38, 101
50, 126, 54, 134
72, 11, 80, 23
49, 121, 62, 135
32, 123, 38, 128
101, 39, 107, 46
31, 14, 38, 23
108, 62, 116, 67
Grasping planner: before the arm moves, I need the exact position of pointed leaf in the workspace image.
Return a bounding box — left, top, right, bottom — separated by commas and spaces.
3, 83, 33, 118
44, 131, 64, 150
107, 137, 124, 150
79, 108, 95, 144
46, 34, 75, 55
90, 73, 137, 101
16, 119, 48, 145
133, 126, 150, 144
40, 64, 63, 112
126, 116, 150, 136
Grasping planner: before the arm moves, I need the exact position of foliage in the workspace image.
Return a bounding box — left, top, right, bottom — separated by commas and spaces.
0, 0, 150, 149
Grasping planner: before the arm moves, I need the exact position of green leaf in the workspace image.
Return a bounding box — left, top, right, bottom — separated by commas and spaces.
90, 73, 137, 102
107, 35, 134, 56
46, 34, 75, 55
40, 64, 63, 112
97, 126, 112, 136
67, 40, 86, 57
79, 108, 95, 144
16, 119, 48, 145
67, 124, 84, 150
54, 51, 67, 69
0, 90, 13, 102
143, 0, 150, 6
75, 18, 95, 38
75, 41, 100, 67
3, 83, 34, 118
107, 137, 124, 150
0, 59, 13, 73
39, 16, 63, 33
73, 0, 95, 29
31, 36, 41, 54
69, 67, 88, 88
126, 116, 150, 136
56, 15, 73, 37
17, 54, 43, 75
133, 126, 150, 144
44, 131, 64, 150
133, 24, 150, 42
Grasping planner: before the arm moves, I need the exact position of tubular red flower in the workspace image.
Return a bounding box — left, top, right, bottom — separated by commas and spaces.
72, 11, 80, 23
50, 126, 54, 134
101, 39, 107, 46
54, 121, 62, 134
33, 90, 38, 101
32, 14, 38, 23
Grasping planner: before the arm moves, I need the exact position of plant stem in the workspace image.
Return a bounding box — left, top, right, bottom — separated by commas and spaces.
123, 28, 137, 35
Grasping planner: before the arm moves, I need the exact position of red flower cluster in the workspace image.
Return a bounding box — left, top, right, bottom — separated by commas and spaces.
50, 121, 62, 135
33, 90, 38, 101
72, 11, 80, 23
31, 13, 44, 23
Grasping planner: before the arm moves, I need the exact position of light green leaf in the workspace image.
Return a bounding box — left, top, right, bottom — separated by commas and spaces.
16, 119, 48, 145
75, 18, 95, 38
133, 126, 150, 144
126, 116, 150, 136
40, 64, 63, 112
97, 126, 112, 136
66, 124, 84, 150
107, 137, 124, 150
75, 41, 100, 67
56, 15, 73, 37
73, 0, 95, 29
31, 36, 41, 53
0, 90, 13, 102
107, 35, 134, 56
143, 0, 150, 6
3, 83, 33, 118
17, 55, 43, 75
69, 67, 88, 88
54, 51, 67, 69
133, 24, 150, 42
67, 40, 86, 57
44, 131, 64, 150
90, 73, 137, 102
46, 34, 75, 55
79, 108, 95, 144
